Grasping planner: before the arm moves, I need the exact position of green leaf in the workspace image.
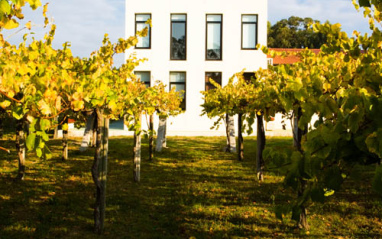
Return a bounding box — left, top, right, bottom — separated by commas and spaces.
44, 145, 52, 159
26, 133, 36, 150
36, 148, 42, 158
324, 189, 335, 197
40, 118, 51, 131
0, 0, 11, 15
12, 106, 24, 120
41, 131, 49, 142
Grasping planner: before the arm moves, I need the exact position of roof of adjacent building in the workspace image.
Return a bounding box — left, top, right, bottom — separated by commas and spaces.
268, 48, 321, 65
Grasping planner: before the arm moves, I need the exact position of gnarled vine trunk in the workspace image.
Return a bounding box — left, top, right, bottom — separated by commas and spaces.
53, 116, 59, 139
0, 113, 4, 139
225, 114, 236, 153
91, 109, 109, 234
237, 113, 244, 161
256, 113, 266, 181
294, 107, 309, 230
91, 126, 97, 148
16, 119, 26, 180
155, 116, 167, 152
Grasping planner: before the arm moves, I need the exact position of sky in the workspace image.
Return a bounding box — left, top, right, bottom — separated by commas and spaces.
4, 0, 372, 66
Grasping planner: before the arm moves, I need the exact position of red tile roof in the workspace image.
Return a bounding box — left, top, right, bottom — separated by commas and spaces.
268, 48, 320, 65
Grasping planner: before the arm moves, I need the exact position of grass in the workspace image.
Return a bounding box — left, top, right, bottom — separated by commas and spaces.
0, 136, 382, 238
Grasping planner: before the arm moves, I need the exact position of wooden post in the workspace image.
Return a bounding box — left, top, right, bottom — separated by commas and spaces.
155, 116, 166, 152
80, 111, 95, 152
149, 114, 154, 161
92, 109, 109, 234
237, 113, 244, 161
100, 117, 109, 232
133, 114, 142, 182
224, 114, 237, 153
62, 117, 69, 161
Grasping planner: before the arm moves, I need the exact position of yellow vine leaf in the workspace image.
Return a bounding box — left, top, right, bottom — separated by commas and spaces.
27, 0, 42, 10
62, 123, 69, 131
43, 3, 49, 17
4, 19, 19, 30
55, 96, 61, 111
38, 99, 52, 115
25, 21, 32, 30
72, 100, 84, 111
0, 100, 11, 109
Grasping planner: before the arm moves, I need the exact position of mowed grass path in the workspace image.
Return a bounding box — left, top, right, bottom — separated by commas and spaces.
0, 136, 382, 238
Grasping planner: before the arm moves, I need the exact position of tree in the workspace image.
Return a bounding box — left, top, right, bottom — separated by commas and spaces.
268, 16, 327, 48
202, 71, 281, 177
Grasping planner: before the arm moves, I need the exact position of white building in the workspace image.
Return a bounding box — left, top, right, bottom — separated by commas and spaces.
125, 0, 268, 136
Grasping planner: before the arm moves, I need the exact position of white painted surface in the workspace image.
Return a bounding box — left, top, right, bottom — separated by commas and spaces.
124, 0, 268, 136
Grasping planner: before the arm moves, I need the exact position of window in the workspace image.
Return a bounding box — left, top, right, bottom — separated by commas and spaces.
170, 72, 186, 110
241, 15, 258, 49
135, 71, 151, 87
135, 14, 151, 48
171, 14, 187, 60
206, 14, 222, 60
243, 72, 255, 83
205, 72, 222, 91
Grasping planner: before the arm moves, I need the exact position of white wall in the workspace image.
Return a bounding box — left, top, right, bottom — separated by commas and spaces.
125, 0, 268, 136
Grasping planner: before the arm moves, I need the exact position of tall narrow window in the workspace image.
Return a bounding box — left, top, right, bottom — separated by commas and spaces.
171, 14, 187, 60
206, 14, 222, 60
135, 71, 151, 87
205, 72, 222, 91
241, 15, 258, 49
170, 72, 186, 110
135, 14, 151, 49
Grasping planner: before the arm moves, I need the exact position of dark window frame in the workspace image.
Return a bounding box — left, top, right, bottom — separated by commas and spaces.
241, 14, 258, 50
169, 71, 187, 110
205, 14, 223, 61
134, 71, 151, 87
170, 14, 187, 61
135, 13, 152, 49
205, 72, 222, 91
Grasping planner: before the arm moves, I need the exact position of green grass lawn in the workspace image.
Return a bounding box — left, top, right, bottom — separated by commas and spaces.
0, 136, 382, 238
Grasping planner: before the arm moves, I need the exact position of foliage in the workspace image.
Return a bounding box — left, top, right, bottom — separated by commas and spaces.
0, 3, 182, 156
203, 0, 382, 228
261, 0, 382, 226
0, 3, 182, 234
267, 16, 327, 48
201, 70, 281, 134
0, 0, 42, 30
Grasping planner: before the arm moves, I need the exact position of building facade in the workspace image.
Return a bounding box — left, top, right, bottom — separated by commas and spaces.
125, 0, 268, 136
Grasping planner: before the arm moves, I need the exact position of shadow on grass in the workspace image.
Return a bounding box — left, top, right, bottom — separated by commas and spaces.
1, 136, 382, 238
